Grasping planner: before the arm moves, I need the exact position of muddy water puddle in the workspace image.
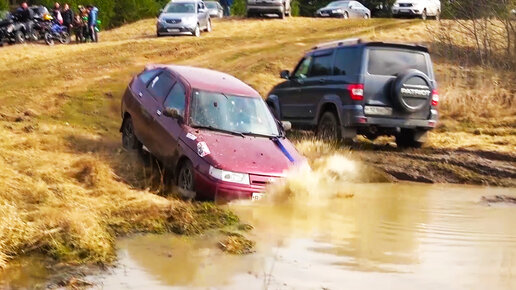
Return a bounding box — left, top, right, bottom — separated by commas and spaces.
1, 184, 515, 289
87, 184, 516, 290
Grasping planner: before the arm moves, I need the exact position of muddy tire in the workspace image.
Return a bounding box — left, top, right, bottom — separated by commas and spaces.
316, 111, 341, 142
177, 159, 195, 199
396, 129, 423, 148
122, 117, 141, 150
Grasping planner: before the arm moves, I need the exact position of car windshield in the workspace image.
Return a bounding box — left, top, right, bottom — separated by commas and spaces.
205, 2, 217, 9
327, 1, 349, 7
189, 90, 280, 137
166, 3, 196, 13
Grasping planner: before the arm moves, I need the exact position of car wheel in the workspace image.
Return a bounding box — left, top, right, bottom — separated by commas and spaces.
44, 32, 54, 46
421, 9, 427, 20
205, 19, 212, 32
435, 10, 441, 21
122, 117, 142, 150
396, 129, 423, 148
316, 111, 342, 142
15, 31, 25, 44
157, 31, 163, 37
177, 159, 195, 198
193, 25, 200, 37
278, 10, 285, 19
343, 12, 349, 19
219, 11, 223, 18
364, 13, 369, 19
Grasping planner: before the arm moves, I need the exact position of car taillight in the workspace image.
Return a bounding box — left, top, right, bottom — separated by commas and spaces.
431, 89, 439, 106
348, 84, 364, 101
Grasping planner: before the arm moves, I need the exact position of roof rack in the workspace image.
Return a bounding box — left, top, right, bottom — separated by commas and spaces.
312, 38, 363, 50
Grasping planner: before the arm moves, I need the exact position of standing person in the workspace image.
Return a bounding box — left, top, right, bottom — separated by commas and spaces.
220, 0, 232, 17
86, 4, 98, 42
53, 2, 63, 25
73, 14, 83, 43
61, 4, 74, 33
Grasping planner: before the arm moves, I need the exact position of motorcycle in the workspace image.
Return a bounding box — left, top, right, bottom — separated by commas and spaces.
11, 14, 38, 44
0, 13, 17, 46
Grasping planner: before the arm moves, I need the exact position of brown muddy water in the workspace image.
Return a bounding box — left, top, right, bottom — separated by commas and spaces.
2, 183, 516, 289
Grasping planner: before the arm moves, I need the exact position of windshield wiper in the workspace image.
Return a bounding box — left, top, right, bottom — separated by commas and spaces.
191, 125, 245, 138
241, 132, 280, 139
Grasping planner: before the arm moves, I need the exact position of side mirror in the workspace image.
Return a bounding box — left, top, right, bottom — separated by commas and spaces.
280, 70, 290, 79
282, 121, 292, 131
163, 107, 184, 123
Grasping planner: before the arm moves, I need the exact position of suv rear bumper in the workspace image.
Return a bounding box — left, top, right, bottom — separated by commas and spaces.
341, 105, 438, 130
247, 3, 284, 14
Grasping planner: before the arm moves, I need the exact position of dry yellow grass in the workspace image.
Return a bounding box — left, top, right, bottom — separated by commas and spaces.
0, 17, 514, 269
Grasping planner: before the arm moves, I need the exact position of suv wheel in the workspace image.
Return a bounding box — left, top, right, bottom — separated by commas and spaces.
421, 9, 427, 20
122, 117, 142, 150
343, 12, 349, 19
193, 25, 200, 37
396, 129, 423, 148
316, 112, 341, 142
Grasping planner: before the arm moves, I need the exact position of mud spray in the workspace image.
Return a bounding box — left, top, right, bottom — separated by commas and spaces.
265, 140, 389, 204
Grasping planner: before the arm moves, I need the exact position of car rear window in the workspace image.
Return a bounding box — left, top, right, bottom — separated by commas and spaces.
333, 47, 362, 76
367, 48, 428, 76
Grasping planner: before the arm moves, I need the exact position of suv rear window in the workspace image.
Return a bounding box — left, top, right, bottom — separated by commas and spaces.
367, 48, 428, 76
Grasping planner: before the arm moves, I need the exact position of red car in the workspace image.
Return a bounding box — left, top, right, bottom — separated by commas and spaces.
120, 65, 304, 201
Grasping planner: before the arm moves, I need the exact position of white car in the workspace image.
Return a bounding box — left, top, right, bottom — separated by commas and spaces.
392, 0, 441, 20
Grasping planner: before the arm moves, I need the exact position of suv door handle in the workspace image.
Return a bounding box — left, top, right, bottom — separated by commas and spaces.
319, 79, 326, 83
156, 109, 162, 116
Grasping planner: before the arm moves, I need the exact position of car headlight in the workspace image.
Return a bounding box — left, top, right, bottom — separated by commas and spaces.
158, 18, 166, 23
209, 166, 250, 185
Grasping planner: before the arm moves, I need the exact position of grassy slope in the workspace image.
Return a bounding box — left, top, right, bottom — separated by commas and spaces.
0, 17, 514, 268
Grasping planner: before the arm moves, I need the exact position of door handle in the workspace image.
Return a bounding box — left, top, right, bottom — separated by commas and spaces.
319, 79, 326, 83
138, 92, 143, 98
156, 109, 162, 116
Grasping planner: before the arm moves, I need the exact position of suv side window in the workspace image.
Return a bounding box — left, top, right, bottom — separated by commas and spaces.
163, 82, 186, 115
333, 47, 362, 76
308, 54, 333, 77
293, 57, 312, 79
148, 73, 175, 102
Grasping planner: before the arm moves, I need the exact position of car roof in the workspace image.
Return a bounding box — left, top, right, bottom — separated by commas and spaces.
147, 65, 261, 98
310, 38, 429, 54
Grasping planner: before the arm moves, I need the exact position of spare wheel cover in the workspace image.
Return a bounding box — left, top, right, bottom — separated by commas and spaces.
392, 69, 432, 113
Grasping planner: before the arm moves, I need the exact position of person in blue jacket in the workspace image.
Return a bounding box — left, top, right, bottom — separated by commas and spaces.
219, 0, 232, 17
86, 4, 98, 42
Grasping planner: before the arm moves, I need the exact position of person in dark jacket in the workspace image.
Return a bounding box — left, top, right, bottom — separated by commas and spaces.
62, 3, 74, 32
219, 0, 232, 17
15, 2, 34, 35
86, 4, 98, 42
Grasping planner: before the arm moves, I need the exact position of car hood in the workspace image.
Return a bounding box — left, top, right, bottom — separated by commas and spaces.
160, 12, 196, 19
181, 128, 304, 176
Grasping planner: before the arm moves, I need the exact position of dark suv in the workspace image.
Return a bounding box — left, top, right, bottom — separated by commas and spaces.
266, 38, 439, 148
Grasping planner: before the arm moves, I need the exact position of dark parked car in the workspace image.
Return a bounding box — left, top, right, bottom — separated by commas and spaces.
266, 38, 439, 148
121, 65, 304, 201
315, 0, 371, 19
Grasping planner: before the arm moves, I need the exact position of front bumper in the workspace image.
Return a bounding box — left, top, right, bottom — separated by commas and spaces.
157, 23, 196, 35
316, 10, 345, 18
194, 170, 280, 202
247, 3, 284, 14
392, 7, 423, 16
341, 105, 438, 130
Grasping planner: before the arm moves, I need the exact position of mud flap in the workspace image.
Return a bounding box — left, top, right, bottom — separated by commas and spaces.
341, 127, 357, 139
414, 130, 428, 142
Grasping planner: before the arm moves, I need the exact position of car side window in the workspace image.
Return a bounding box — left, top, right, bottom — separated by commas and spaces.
139, 69, 159, 85
163, 82, 186, 115
308, 54, 334, 77
333, 47, 362, 76
293, 57, 312, 79
148, 73, 175, 102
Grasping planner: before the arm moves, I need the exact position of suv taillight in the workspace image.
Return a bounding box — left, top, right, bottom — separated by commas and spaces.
348, 84, 364, 101
431, 89, 439, 106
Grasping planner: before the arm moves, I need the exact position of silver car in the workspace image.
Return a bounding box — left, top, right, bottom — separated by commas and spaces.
205, 1, 223, 18
157, 0, 212, 37
315, 1, 371, 19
